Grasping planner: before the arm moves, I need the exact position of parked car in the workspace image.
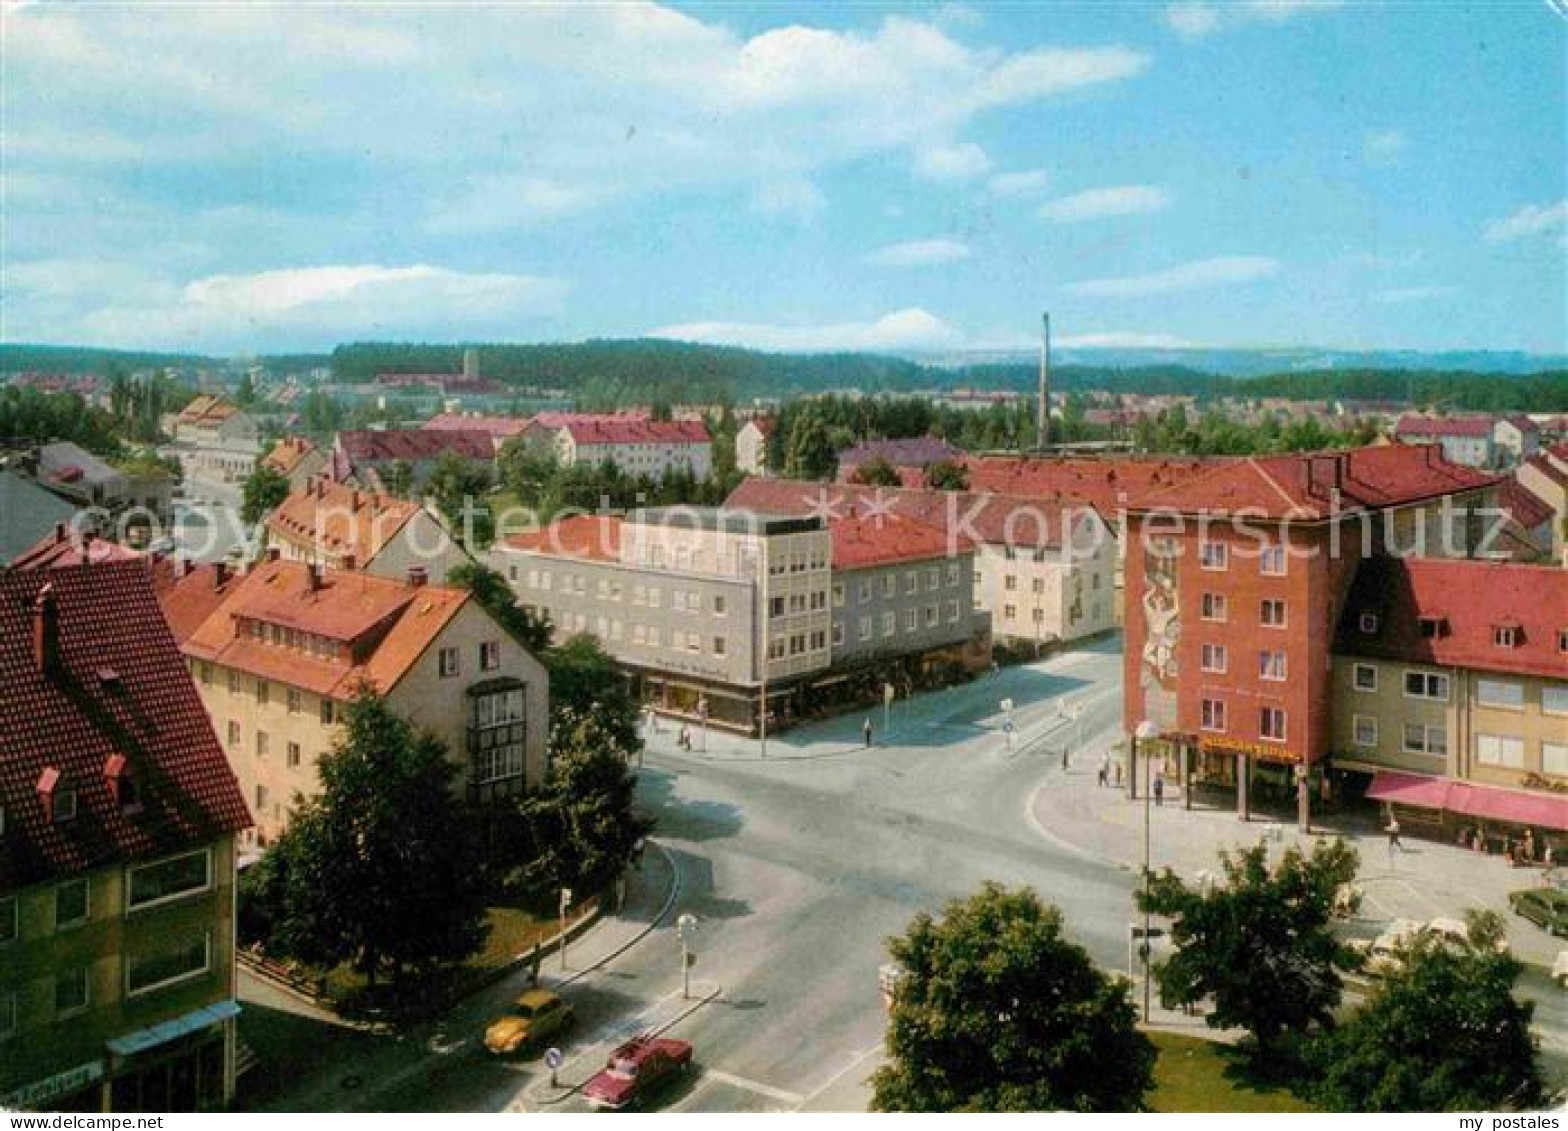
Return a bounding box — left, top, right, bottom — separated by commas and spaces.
483, 988, 574, 1056
1509, 888, 1568, 937
582, 1035, 693, 1110
1352, 916, 1506, 977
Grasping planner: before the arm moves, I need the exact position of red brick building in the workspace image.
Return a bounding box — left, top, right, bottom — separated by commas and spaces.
1121, 445, 1497, 821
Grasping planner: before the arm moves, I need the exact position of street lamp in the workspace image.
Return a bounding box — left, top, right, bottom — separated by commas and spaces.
559, 887, 573, 972
676, 913, 699, 999
1134, 719, 1159, 1021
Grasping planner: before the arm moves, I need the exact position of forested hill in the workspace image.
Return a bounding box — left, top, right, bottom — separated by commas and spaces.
0, 343, 218, 374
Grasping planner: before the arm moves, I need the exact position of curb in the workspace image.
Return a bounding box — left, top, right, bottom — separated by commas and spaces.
557, 837, 683, 988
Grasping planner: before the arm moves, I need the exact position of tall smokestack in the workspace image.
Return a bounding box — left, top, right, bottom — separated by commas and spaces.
1037, 312, 1051, 451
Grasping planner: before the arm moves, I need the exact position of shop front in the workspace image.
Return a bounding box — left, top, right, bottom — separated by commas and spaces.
1362, 770, 1568, 858
105, 1000, 238, 1113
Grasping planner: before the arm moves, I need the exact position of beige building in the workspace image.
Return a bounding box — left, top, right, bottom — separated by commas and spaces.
1330, 556, 1568, 845
1, 561, 251, 1113
735, 418, 774, 476
260, 436, 327, 491
166, 558, 548, 846
165, 395, 262, 483
263, 478, 474, 583
521, 416, 713, 479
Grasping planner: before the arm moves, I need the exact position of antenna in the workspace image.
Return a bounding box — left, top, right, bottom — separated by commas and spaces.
1037, 312, 1051, 451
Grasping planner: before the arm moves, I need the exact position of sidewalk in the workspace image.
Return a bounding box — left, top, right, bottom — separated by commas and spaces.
1028, 739, 1563, 967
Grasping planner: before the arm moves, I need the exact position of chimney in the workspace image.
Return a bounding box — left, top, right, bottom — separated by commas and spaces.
213, 560, 229, 588
33, 583, 60, 674
407, 565, 428, 588
306, 563, 322, 592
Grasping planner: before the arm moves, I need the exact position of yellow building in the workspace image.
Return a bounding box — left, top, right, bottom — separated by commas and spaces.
162, 557, 548, 846
1, 561, 250, 1112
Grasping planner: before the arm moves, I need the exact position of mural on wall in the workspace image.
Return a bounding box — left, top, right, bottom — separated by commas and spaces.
1140, 537, 1180, 732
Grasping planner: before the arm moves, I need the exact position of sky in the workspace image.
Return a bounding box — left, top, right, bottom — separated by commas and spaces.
3, 1, 1565, 356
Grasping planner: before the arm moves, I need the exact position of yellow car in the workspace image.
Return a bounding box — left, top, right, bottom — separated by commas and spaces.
483, 988, 575, 1056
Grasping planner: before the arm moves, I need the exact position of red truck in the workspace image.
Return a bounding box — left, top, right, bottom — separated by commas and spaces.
581, 1035, 694, 1110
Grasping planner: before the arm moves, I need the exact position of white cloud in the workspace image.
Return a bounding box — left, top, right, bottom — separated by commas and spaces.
1369, 285, 1457, 305
912, 141, 993, 183
749, 177, 827, 222
426, 177, 608, 233
1483, 200, 1568, 243
651, 307, 963, 351
865, 238, 971, 267
962, 46, 1148, 110
1164, 0, 1342, 39
987, 168, 1051, 198
1362, 129, 1407, 166
1038, 184, 1170, 223
1057, 332, 1198, 348
1066, 255, 1279, 297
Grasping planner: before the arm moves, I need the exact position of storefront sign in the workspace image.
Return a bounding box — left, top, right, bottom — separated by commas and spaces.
3, 1060, 103, 1110
1199, 737, 1303, 765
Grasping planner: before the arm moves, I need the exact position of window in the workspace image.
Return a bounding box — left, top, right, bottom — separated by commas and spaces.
1359, 612, 1379, 634
1476, 678, 1524, 709
0, 897, 14, 944
480, 641, 501, 671
1200, 593, 1227, 622
925, 567, 940, 591
1201, 698, 1226, 732
1199, 541, 1228, 571
1200, 643, 1227, 673
881, 612, 896, 638
904, 571, 917, 595
55, 879, 89, 930
287, 688, 302, 715
1352, 663, 1377, 692
255, 731, 269, 759
1031, 577, 1045, 595
858, 580, 871, 603
903, 608, 918, 632
286, 742, 301, 769
226, 721, 240, 749
1404, 671, 1450, 701
320, 697, 335, 725
1475, 733, 1525, 769
1260, 706, 1287, 742
255, 784, 268, 813
1402, 723, 1447, 757
947, 599, 960, 623
1260, 599, 1287, 628
227, 670, 241, 696
1544, 687, 1568, 717
127, 849, 211, 910
946, 563, 960, 586
832, 584, 845, 608
713, 636, 727, 656
1544, 742, 1568, 777
55, 968, 89, 1018
1353, 715, 1378, 747
1259, 544, 1286, 576
127, 932, 210, 996
1004, 575, 1018, 592
255, 679, 269, 706
1259, 650, 1287, 681
1419, 616, 1446, 639
53, 785, 77, 823
1494, 625, 1519, 648
1559, 629, 1568, 654
713, 594, 727, 616
1003, 604, 1017, 621
881, 575, 895, 598
439, 646, 460, 678
831, 622, 845, 646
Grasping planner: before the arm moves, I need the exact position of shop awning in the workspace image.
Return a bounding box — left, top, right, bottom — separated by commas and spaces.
1366, 772, 1568, 833
107, 1000, 241, 1058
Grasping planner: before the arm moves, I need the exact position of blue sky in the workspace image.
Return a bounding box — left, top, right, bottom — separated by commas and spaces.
4, 1, 1565, 355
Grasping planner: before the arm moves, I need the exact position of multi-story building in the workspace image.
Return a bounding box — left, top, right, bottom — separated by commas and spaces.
165, 396, 261, 483
1392, 415, 1498, 468
492, 508, 828, 732
1329, 556, 1568, 845
167, 557, 548, 845
0, 561, 251, 1112
329, 427, 495, 493
259, 436, 327, 491
1121, 445, 1498, 821
735, 418, 774, 476
519, 416, 712, 480
263, 478, 474, 583
725, 478, 1117, 646
421, 412, 530, 455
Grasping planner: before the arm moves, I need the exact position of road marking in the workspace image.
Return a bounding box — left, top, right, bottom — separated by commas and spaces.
702, 1068, 804, 1105
799, 1044, 882, 1108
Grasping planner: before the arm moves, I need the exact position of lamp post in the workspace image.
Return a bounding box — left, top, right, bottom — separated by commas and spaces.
1134, 719, 1160, 1021
676, 913, 699, 999
558, 887, 573, 972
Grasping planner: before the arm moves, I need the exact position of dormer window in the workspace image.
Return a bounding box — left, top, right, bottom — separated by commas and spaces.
1419, 616, 1447, 640
55, 786, 77, 823
1359, 612, 1379, 634
1558, 629, 1568, 655
37, 768, 76, 824
1494, 625, 1520, 648
104, 754, 141, 814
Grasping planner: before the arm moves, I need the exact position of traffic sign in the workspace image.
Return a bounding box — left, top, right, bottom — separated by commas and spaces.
545, 1047, 564, 1070
1003, 720, 1014, 734
1000, 698, 1014, 713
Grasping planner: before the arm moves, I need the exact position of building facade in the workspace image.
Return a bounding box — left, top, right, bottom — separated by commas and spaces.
260, 437, 327, 492
263, 478, 474, 583
520, 417, 713, 479
0, 561, 251, 1112
735, 418, 774, 476
166, 396, 261, 483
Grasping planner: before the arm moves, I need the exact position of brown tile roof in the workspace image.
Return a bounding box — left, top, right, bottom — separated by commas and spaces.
556, 418, 709, 446
963, 454, 1218, 514
264, 479, 428, 564
421, 412, 530, 441
152, 559, 244, 645
176, 394, 238, 425
1334, 555, 1568, 681
1131, 444, 1497, 520
1499, 478, 1556, 531
8, 526, 143, 570
498, 515, 623, 563
0, 561, 250, 891
181, 560, 473, 699
262, 436, 319, 475
336, 428, 495, 463
1393, 414, 1494, 439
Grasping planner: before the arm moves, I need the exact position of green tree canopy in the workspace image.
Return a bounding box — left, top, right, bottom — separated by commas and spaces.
1139, 839, 1361, 1053
427, 449, 494, 546
544, 632, 642, 754
448, 560, 553, 652
873, 883, 1155, 1113
240, 464, 291, 524
848, 455, 902, 487
923, 458, 969, 490
1308, 911, 1541, 1112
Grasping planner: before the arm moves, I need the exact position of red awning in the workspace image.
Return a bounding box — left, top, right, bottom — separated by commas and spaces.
1366, 771, 1568, 833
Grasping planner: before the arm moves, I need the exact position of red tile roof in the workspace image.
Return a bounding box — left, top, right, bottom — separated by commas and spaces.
829, 513, 970, 570
1525, 452, 1568, 488
1132, 444, 1496, 520
554, 418, 710, 446
1394, 414, 1494, 439
1499, 478, 1556, 531
1334, 556, 1568, 680
9, 526, 143, 570
530, 410, 650, 429
498, 515, 623, 563
182, 560, 473, 699
262, 436, 318, 476
0, 561, 250, 891
176, 394, 239, 425
962, 454, 1218, 514
153, 559, 244, 645
336, 428, 495, 463
421, 412, 531, 441
264, 479, 429, 564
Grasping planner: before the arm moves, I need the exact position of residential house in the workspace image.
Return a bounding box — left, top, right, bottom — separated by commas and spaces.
520, 416, 712, 479
329, 428, 494, 493
1493, 414, 1541, 466
1392, 415, 1497, 468
735, 418, 775, 476
0, 561, 251, 1112
263, 478, 473, 583
166, 396, 261, 483
259, 437, 327, 492
421, 412, 530, 455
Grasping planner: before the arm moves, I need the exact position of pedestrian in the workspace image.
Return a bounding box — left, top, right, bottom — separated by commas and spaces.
1113, 761, 1123, 787
1386, 816, 1401, 852
1525, 828, 1537, 863
678, 724, 691, 751
1153, 776, 1164, 807
1061, 747, 1070, 771
863, 717, 873, 747
1097, 764, 1108, 788
529, 940, 542, 987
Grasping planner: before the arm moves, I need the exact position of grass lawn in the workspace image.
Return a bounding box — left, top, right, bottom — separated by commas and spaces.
1148, 1031, 1318, 1113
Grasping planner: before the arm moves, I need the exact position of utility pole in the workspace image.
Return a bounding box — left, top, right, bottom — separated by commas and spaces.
558, 887, 573, 972
677, 913, 699, 999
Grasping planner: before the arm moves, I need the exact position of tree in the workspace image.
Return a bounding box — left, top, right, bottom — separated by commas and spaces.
848, 455, 902, 487
923, 459, 969, 491
544, 633, 642, 754
783, 408, 837, 480
496, 707, 655, 902
1139, 839, 1361, 1054
1308, 911, 1541, 1112
448, 561, 553, 652
427, 450, 494, 546
872, 883, 1155, 1112
248, 690, 489, 988
240, 464, 290, 524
